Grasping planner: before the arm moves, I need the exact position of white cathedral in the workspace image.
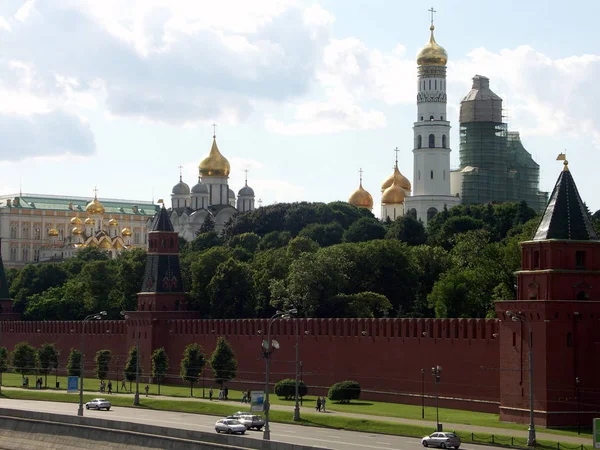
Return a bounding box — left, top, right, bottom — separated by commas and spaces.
169, 134, 256, 241
348, 18, 460, 224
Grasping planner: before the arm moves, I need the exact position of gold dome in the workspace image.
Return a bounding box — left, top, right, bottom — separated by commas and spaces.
199, 137, 231, 177
72, 226, 84, 236
108, 217, 119, 227
348, 183, 374, 210
84, 217, 96, 225
417, 25, 447, 67
99, 239, 113, 249
86, 195, 105, 215
381, 179, 406, 205
48, 228, 59, 237
381, 165, 412, 192
121, 226, 132, 237
70, 216, 82, 225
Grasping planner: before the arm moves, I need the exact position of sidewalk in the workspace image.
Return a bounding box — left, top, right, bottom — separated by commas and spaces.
1, 386, 591, 446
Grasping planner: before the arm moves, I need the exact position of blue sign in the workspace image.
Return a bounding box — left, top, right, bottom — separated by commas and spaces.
67, 376, 79, 393
251, 391, 264, 412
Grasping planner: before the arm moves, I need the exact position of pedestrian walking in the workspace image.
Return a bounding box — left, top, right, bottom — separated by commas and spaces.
218, 389, 223, 401
121, 379, 127, 391
224, 386, 229, 400
145, 384, 150, 397
321, 396, 326, 412
107, 381, 113, 394
209, 387, 213, 401
242, 391, 247, 403
316, 397, 322, 412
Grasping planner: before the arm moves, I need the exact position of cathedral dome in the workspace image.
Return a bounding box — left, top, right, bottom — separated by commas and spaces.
199, 137, 230, 177
191, 180, 208, 194
228, 188, 235, 199
48, 228, 59, 237
381, 180, 406, 204
417, 26, 447, 67
108, 217, 118, 227
172, 179, 190, 195
348, 183, 373, 209
238, 184, 254, 197
72, 226, 84, 236
381, 165, 412, 192
99, 239, 113, 249
86, 196, 105, 215
121, 226, 132, 237
70, 216, 82, 226
84, 217, 96, 225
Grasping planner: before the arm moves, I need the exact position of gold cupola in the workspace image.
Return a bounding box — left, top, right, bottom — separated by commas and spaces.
84, 217, 96, 225
108, 217, 119, 227
70, 216, 82, 226
48, 228, 59, 237
348, 169, 374, 210
199, 136, 231, 177
417, 25, 448, 67
381, 178, 406, 205
381, 164, 412, 192
121, 226, 132, 237
72, 226, 84, 236
86, 194, 105, 215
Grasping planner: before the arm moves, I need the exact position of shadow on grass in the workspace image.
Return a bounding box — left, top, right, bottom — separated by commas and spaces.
332, 401, 374, 406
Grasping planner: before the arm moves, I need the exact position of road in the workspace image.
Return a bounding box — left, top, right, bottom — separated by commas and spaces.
0, 398, 503, 450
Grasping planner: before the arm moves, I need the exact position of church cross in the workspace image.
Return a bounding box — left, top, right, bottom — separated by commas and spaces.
394, 147, 400, 164
93, 186, 99, 199
244, 169, 249, 186
212, 123, 217, 137
178, 165, 183, 181
428, 7, 437, 26
359, 168, 364, 185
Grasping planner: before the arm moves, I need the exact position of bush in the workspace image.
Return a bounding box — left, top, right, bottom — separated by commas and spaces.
274, 378, 308, 400
328, 380, 360, 403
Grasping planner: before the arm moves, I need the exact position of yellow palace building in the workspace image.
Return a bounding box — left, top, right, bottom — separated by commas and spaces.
0, 192, 158, 268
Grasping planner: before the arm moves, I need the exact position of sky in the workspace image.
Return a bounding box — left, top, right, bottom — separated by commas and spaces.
1, 0, 599, 215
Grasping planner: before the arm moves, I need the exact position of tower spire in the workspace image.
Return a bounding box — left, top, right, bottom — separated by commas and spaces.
359, 168, 363, 186
178, 165, 183, 181
394, 147, 400, 167
212, 123, 217, 139
556, 151, 568, 171
244, 169, 249, 186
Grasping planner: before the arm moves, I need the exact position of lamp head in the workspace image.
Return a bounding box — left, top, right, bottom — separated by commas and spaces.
93, 315, 102, 320
272, 340, 280, 350
288, 308, 298, 315
120, 311, 126, 317
99, 311, 107, 316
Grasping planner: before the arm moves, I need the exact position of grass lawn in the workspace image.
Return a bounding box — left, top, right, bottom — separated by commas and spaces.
1, 372, 591, 440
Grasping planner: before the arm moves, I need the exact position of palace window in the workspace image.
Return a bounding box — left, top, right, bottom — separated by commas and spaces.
22, 248, 29, 262
22, 227, 29, 239
575, 251, 586, 269
533, 250, 540, 269
10, 248, 17, 261
417, 135, 422, 148
442, 134, 447, 148
428, 134, 435, 148
435, 80, 437, 90
427, 207, 438, 222
429, 80, 431, 90
430, 115, 434, 121
430, 170, 434, 179
34, 228, 41, 240
10, 227, 17, 239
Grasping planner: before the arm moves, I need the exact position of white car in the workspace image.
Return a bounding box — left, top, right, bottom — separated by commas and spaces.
237, 414, 265, 431
421, 432, 461, 449
215, 419, 246, 435
85, 398, 111, 410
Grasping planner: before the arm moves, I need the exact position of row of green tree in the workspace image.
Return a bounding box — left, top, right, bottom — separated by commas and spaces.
7, 201, 600, 320
0, 337, 238, 396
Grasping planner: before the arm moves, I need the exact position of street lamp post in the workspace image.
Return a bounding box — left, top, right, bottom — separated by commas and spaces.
431, 365, 442, 431
421, 368, 425, 419
300, 361, 304, 406
293, 315, 301, 422
78, 311, 107, 417
262, 309, 297, 441
116, 356, 120, 393
121, 311, 140, 406
575, 377, 581, 435
506, 310, 536, 446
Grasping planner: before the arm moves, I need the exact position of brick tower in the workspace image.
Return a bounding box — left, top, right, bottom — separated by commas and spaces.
497, 160, 600, 427
124, 205, 198, 378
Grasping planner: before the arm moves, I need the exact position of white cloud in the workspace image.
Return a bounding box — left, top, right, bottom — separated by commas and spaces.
14, 0, 36, 22
0, 16, 11, 31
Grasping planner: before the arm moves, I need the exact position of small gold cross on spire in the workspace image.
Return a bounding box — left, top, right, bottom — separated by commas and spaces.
394, 147, 400, 166
359, 168, 363, 185
93, 186, 99, 199
212, 123, 217, 138
428, 7, 437, 27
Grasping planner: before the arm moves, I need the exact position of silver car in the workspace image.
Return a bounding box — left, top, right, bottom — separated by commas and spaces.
421, 432, 461, 449
214, 419, 246, 435
85, 398, 111, 411
237, 414, 265, 431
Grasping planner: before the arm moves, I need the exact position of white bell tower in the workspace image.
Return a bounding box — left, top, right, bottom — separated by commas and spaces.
404, 9, 460, 224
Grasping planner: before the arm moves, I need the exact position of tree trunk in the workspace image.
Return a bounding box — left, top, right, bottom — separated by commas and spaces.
45, 373, 47, 388
190, 381, 194, 397
158, 380, 161, 395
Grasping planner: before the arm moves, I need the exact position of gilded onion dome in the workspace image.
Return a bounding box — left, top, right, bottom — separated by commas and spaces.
108, 217, 119, 227
417, 25, 447, 67
84, 217, 96, 225
72, 226, 84, 236
381, 178, 406, 205
48, 228, 59, 237
70, 216, 82, 226
99, 239, 113, 249
381, 165, 412, 192
349, 182, 374, 210
86, 195, 105, 215
121, 226, 132, 237
199, 136, 230, 177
